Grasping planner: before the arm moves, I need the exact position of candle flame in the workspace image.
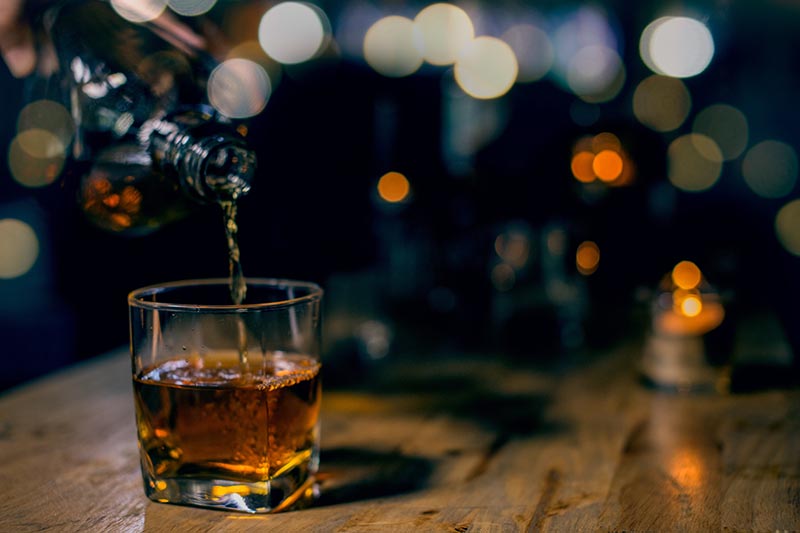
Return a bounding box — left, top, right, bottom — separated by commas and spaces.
680, 294, 703, 317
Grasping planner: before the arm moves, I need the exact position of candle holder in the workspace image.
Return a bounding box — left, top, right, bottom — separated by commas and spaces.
640, 262, 731, 393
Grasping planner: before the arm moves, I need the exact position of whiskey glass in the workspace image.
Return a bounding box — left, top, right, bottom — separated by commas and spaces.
128, 278, 323, 513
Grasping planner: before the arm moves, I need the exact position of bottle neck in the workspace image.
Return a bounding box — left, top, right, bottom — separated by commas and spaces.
145, 112, 256, 203
170, 132, 255, 202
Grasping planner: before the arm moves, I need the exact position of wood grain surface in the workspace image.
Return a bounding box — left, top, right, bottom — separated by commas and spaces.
1, 345, 798, 532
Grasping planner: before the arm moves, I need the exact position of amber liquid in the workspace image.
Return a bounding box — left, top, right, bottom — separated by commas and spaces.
133, 353, 321, 484
220, 199, 250, 367
221, 200, 246, 305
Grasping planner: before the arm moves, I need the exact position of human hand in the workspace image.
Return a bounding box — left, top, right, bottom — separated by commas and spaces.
0, 0, 36, 78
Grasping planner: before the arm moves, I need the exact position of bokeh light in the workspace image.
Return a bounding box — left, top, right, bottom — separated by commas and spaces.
547, 227, 567, 256
571, 151, 595, 183
17, 99, 75, 148
414, 3, 475, 66
363, 16, 423, 78
553, 7, 617, 67
775, 199, 800, 256
377, 171, 410, 203
9, 129, 66, 188
632, 75, 691, 132
667, 134, 723, 192
641, 16, 714, 78
593, 150, 623, 182
672, 260, 701, 290
0, 219, 39, 279
639, 17, 666, 74
501, 24, 553, 83
742, 140, 798, 199
208, 58, 271, 119
168, 0, 217, 16
592, 132, 621, 152
454, 36, 518, 100
491, 262, 515, 291
227, 41, 282, 91
258, 2, 328, 65
680, 294, 703, 317
566, 45, 625, 103
570, 133, 634, 186
692, 104, 748, 161
576, 241, 600, 275
494, 230, 530, 269
661, 289, 725, 336
110, 0, 167, 23
551, 6, 619, 101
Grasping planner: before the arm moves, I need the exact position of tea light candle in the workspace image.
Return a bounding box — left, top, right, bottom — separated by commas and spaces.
641, 260, 728, 392
653, 261, 725, 337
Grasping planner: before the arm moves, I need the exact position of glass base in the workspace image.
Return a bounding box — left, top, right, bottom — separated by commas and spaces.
641, 333, 730, 394
142, 462, 318, 513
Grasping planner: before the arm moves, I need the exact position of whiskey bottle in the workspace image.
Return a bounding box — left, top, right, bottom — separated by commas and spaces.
80, 107, 256, 234
46, 0, 257, 233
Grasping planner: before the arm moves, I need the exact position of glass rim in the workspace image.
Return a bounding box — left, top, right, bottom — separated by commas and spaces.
128, 278, 323, 312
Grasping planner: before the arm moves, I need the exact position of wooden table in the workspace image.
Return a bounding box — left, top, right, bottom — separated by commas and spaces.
1, 344, 798, 532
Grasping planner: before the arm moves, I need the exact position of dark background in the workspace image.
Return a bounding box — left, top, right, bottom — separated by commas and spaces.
2, 0, 800, 390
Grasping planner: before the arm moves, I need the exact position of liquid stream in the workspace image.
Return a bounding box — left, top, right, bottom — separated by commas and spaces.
221, 199, 246, 306
220, 199, 249, 367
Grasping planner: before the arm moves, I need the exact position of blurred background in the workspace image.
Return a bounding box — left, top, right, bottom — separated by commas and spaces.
1, 0, 800, 390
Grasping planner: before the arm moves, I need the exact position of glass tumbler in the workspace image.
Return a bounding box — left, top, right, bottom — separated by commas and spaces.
128, 278, 323, 513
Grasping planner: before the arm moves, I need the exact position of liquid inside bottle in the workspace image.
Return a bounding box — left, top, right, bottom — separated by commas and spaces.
53, 0, 257, 313
49, 0, 257, 237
